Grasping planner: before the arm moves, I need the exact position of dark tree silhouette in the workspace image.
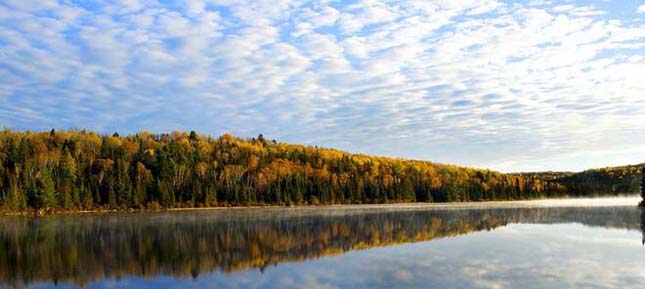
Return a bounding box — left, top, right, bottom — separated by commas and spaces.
640, 166, 645, 207
641, 207, 645, 245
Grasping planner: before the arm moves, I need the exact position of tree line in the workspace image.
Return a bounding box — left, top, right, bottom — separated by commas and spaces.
0, 128, 620, 212
517, 165, 644, 197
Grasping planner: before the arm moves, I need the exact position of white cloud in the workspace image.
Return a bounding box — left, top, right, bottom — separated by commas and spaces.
637, 5, 645, 14
0, 0, 644, 172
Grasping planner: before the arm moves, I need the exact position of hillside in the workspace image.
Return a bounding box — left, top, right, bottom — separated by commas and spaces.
0, 129, 572, 213
556, 165, 642, 195
514, 165, 642, 196
0, 129, 640, 213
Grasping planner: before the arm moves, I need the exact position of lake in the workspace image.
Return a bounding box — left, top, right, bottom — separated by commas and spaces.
1, 198, 644, 289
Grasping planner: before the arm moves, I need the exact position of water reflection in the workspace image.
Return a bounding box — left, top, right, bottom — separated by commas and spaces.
641, 207, 645, 246
0, 205, 643, 288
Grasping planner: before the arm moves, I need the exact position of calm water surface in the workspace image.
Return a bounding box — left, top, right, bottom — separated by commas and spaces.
1, 198, 644, 289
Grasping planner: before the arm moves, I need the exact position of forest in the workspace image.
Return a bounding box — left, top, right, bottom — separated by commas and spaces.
0, 129, 638, 213
515, 165, 643, 196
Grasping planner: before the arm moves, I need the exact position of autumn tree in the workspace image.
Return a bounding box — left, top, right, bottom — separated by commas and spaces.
0, 129, 620, 213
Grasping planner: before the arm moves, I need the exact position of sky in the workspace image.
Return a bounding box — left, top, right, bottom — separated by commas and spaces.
0, 0, 644, 173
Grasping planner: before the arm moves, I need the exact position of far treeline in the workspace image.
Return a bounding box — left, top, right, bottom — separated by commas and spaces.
0, 129, 640, 213
514, 165, 643, 196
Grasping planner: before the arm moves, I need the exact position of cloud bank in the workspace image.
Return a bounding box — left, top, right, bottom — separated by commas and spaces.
1, 0, 644, 172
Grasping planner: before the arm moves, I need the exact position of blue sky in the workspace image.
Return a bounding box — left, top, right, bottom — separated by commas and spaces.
1, 0, 644, 173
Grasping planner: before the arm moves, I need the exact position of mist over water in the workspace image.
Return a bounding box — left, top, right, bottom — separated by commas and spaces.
504, 196, 641, 207
1, 197, 644, 289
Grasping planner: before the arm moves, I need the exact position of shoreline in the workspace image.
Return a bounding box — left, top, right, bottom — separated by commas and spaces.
1, 195, 640, 217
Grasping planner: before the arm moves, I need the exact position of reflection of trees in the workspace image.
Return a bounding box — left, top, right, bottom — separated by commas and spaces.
0, 206, 641, 288
641, 208, 645, 245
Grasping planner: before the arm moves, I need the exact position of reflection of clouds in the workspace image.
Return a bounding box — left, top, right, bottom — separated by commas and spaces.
500, 223, 638, 246
15, 206, 645, 289
394, 270, 413, 282
563, 235, 635, 246
185, 224, 643, 289
451, 225, 645, 289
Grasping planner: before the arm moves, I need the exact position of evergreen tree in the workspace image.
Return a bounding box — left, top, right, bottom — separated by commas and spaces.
37, 166, 57, 209
639, 166, 645, 207
60, 151, 77, 209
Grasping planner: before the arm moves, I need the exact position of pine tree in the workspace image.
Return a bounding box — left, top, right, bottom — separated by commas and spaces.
639, 166, 645, 207
38, 166, 57, 209
60, 151, 77, 209
189, 130, 199, 142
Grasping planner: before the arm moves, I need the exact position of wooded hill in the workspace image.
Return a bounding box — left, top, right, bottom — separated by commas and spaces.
516, 164, 643, 196
0, 129, 639, 212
